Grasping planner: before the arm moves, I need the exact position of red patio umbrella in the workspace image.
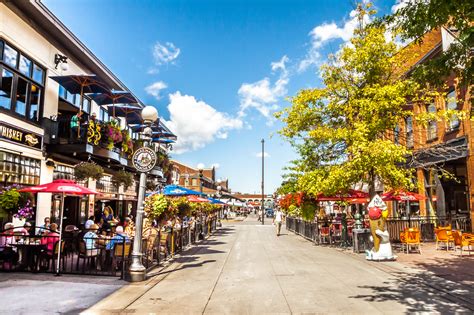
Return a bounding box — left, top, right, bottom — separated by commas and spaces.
317, 189, 369, 201
20, 179, 99, 275
382, 190, 426, 201
187, 195, 211, 203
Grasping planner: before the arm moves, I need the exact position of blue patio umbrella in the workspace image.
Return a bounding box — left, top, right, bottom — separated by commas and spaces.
152, 138, 175, 144
208, 197, 225, 204
90, 91, 139, 118
163, 185, 201, 196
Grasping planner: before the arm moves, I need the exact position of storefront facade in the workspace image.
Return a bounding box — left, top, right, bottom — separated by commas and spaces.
0, 1, 172, 229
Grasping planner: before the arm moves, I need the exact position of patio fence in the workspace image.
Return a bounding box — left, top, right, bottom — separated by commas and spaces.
0, 217, 219, 278
286, 215, 472, 245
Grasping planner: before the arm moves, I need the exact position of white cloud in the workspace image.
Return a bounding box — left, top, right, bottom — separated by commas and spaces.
298, 7, 371, 72
238, 55, 289, 124
256, 152, 270, 158
153, 42, 180, 65
391, 0, 413, 13
145, 81, 167, 100
164, 92, 243, 154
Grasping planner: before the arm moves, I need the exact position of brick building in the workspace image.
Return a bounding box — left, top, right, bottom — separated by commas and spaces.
395, 27, 472, 228
171, 160, 230, 195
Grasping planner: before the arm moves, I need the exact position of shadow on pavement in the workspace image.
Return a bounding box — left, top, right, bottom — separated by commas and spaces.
148, 259, 217, 277
349, 269, 474, 313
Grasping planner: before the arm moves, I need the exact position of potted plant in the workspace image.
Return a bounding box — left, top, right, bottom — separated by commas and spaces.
121, 131, 134, 155
105, 121, 123, 150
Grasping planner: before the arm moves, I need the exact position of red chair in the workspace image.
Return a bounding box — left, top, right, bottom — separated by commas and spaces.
319, 227, 331, 245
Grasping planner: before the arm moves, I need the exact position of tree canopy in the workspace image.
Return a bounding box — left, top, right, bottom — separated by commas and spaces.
276, 4, 419, 198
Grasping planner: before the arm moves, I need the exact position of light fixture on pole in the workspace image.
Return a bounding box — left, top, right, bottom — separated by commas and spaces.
54, 53, 69, 71
261, 139, 265, 225
197, 163, 205, 195
129, 105, 158, 282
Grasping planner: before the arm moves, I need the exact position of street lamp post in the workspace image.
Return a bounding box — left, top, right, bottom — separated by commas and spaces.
129, 106, 158, 282
261, 139, 265, 225
198, 163, 204, 195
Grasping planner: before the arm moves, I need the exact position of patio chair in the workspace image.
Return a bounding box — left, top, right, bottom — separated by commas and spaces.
452, 230, 474, 256
319, 227, 331, 245
399, 229, 407, 252
405, 228, 421, 254
435, 228, 454, 251
111, 242, 131, 276
160, 232, 169, 259
41, 240, 66, 271
76, 240, 99, 272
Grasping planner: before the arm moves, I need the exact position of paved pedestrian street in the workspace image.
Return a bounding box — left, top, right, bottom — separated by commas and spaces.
85, 215, 474, 314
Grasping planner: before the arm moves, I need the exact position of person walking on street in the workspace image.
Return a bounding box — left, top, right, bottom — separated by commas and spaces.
274, 208, 283, 236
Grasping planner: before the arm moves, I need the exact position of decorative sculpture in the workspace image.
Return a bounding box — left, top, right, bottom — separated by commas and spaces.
366, 194, 397, 261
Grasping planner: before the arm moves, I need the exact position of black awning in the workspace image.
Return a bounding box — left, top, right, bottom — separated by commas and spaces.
406, 137, 468, 168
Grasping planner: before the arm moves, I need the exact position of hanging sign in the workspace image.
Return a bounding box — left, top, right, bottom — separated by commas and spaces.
0, 122, 42, 149
132, 147, 157, 173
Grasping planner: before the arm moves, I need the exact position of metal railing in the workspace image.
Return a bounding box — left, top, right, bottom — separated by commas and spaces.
287, 215, 472, 245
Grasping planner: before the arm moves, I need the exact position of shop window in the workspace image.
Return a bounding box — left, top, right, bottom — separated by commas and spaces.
15, 76, 28, 116
446, 89, 459, 131
427, 103, 437, 141
0, 39, 45, 123
19, 55, 32, 77
0, 151, 40, 185
0, 68, 13, 109
96, 175, 118, 193
29, 84, 41, 121
99, 107, 109, 122
53, 164, 75, 180
405, 117, 413, 148
82, 98, 91, 114
32, 64, 44, 84
192, 178, 197, 186
3, 43, 18, 68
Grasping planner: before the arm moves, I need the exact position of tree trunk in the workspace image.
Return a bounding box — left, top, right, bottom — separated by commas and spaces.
368, 169, 376, 199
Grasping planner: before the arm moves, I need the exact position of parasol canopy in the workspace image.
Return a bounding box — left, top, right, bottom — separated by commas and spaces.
19, 179, 99, 195
382, 190, 426, 202
163, 185, 201, 196
187, 195, 211, 203
317, 189, 369, 201
19, 179, 98, 275
208, 197, 225, 205
50, 74, 110, 95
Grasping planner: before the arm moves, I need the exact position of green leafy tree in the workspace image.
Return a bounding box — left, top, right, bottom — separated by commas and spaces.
276, 4, 419, 198
387, 0, 473, 87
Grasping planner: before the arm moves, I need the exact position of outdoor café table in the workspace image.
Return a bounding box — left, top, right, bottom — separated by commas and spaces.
12, 242, 46, 272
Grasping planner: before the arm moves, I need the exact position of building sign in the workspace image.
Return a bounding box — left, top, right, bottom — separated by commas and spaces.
0, 123, 42, 149
132, 147, 157, 173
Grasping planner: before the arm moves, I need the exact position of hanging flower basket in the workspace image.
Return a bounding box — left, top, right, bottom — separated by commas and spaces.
112, 170, 134, 190
74, 162, 104, 181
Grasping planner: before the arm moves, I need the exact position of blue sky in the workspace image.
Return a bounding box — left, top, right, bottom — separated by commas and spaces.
44, 0, 398, 194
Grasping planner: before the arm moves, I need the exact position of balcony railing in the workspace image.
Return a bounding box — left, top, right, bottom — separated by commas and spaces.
42, 117, 135, 160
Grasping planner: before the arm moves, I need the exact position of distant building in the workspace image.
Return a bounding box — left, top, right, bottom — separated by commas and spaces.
171, 160, 230, 195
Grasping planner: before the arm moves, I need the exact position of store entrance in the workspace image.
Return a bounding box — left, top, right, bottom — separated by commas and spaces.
52, 195, 88, 229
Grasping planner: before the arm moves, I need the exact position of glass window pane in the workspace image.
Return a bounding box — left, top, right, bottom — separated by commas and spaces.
19, 55, 32, 77
0, 69, 13, 109
82, 98, 90, 113
58, 85, 67, 99
32, 64, 44, 84
15, 77, 28, 116
447, 90, 459, 129
30, 84, 41, 121
3, 43, 18, 68
0, 41, 4, 61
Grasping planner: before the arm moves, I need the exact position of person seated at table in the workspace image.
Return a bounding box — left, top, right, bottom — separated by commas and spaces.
18, 222, 33, 236
0, 223, 19, 269
105, 226, 130, 251
83, 224, 100, 255
123, 217, 135, 237
40, 223, 60, 255
84, 219, 95, 230
37, 217, 51, 235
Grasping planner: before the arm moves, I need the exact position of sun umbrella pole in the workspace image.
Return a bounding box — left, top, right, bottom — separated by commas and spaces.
78, 85, 84, 138
56, 192, 65, 275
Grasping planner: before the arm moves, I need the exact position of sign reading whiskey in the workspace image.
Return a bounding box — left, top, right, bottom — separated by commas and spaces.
0, 123, 42, 149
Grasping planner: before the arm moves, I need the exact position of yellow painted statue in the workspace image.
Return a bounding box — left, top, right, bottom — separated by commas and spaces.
366, 194, 396, 261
